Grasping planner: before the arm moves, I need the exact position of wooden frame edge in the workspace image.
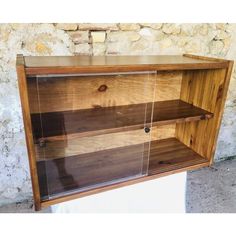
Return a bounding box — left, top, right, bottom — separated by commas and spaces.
183, 53, 230, 63
40, 161, 210, 209
209, 60, 234, 165
25, 53, 229, 76
25, 63, 229, 76
16, 54, 42, 211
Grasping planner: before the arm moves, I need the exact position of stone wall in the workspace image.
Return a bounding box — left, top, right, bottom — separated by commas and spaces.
0, 23, 236, 205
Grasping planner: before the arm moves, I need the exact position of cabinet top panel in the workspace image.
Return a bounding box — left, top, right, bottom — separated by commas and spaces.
17, 54, 230, 75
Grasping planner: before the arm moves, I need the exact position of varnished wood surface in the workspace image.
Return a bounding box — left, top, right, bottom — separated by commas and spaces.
37, 138, 208, 201
16, 55, 41, 211
23, 55, 229, 75
35, 125, 176, 161
27, 72, 157, 114
148, 138, 207, 175
41, 160, 209, 209
176, 65, 233, 162
27, 72, 182, 114
31, 99, 213, 143
183, 54, 229, 62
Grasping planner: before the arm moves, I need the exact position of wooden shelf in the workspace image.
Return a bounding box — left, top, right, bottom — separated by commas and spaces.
148, 138, 208, 175
37, 138, 208, 200
31, 99, 213, 143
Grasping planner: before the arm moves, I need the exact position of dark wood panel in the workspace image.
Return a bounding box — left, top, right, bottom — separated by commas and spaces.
148, 138, 208, 175
41, 160, 210, 209
31, 99, 213, 142
37, 138, 208, 201
37, 142, 148, 200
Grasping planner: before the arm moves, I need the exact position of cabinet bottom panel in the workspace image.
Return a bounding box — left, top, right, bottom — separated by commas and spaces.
37, 138, 208, 201
148, 138, 207, 175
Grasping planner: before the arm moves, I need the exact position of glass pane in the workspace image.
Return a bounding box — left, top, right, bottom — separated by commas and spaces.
27, 71, 156, 201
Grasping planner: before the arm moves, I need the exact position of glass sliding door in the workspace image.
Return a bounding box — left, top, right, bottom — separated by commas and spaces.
27, 71, 156, 200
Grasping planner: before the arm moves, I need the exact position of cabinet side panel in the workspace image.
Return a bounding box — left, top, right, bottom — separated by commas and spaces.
176, 66, 233, 162
16, 63, 42, 210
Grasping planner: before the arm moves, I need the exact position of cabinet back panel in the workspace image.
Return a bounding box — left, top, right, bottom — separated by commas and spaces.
154, 72, 182, 102
27, 72, 182, 114
35, 125, 176, 161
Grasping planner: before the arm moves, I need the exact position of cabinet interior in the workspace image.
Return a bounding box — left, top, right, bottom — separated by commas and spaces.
25, 69, 225, 201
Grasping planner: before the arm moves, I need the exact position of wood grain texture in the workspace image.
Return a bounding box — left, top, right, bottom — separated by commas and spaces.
151, 124, 176, 140
35, 126, 175, 161
155, 71, 182, 101
16, 55, 42, 211
27, 73, 156, 113
24, 55, 229, 75
148, 138, 207, 175
31, 100, 213, 143
37, 138, 208, 201
176, 65, 233, 162
27, 72, 182, 114
41, 160, 209, 209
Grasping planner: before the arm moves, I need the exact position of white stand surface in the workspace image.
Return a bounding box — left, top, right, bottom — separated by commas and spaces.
51, 172, 186, 213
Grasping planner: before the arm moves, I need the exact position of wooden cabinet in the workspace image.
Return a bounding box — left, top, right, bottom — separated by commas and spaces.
16, 54, 233, 211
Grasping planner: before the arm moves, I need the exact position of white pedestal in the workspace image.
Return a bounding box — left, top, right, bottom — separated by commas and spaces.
51, 172, 186, 213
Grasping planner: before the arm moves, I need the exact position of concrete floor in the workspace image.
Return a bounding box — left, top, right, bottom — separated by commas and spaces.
186, 158, 236, 213
0, 158, 235, 213
0, 199, 51, 213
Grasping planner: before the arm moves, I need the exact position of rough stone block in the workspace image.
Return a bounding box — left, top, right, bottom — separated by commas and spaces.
69, 31, 89, 43
184, 40, 202, 53
107, 31, 140, 42
209, 40, 224, 55
119, 23, 140, 31
75, 43, 91, 55
160, 38, 173, 49
139, 28, 165, 41
215, 30, 230, 40
195, 24, 209, 36
216, 23, 228, 30
56, 23, 78, 31
162, 23, 181, 35
106, 41, 131, 54
180, 24, 196, 36
79, 23, 118, 31
91, 31, 106, 43
93, 43, 106, 55
35, 42, 52, 54
140, 23, 163, 30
